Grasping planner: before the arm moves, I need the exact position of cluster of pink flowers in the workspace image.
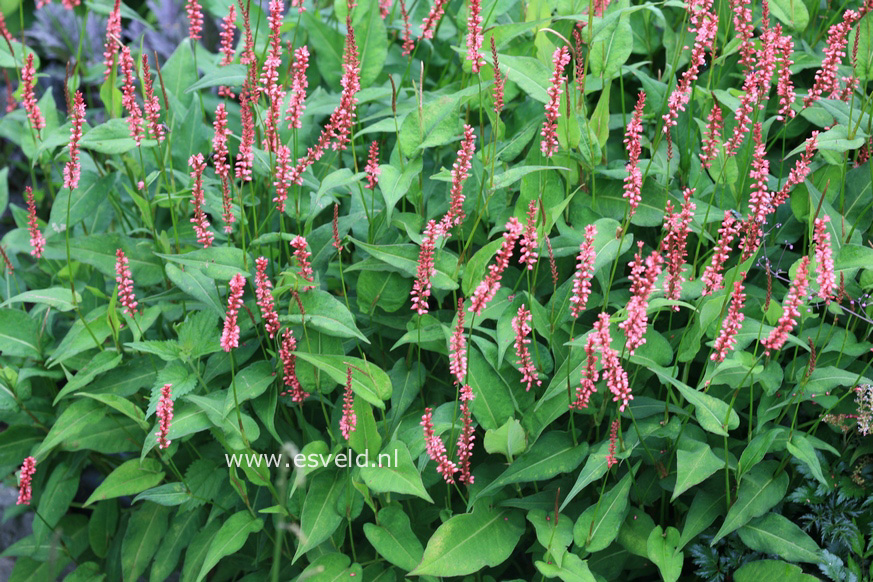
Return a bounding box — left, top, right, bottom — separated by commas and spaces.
731, 0, 755, 68
700, 102, 722, 168
518, 200, 539, 270
119, 46, 144, 145
103, 0, 122, 80
21, 54, 45, 134
541, 46, 571, 157
286, 46, 310, 129
221, 273, 247, 352
594, 313, 632, 412
340, 367, 357, 440
449, 298, 467, 385
456, 383, 475, 485
571, 335, 599, 409
772, 132, 818, 208
332, 203, 344, 252
623, 91, 645, 216
804, 10, 860, 107
761, 256, 810, 355
63, 90, 85, 190
379, 0, 392, 18
410, 220, 440, 315
513, 305, 541, 391
186, 0, 204, 40
469, 217, 524, 314
421, 408, 458, 483
421, 0, 449, 40
466, 0, 484, 72
711, 276, 747, 362
156, 384, 174, 449
279, 329, 309, 402
400, 0, 415, 55
491, 38, 505, 115
570, 224, 598, 317
219, 4, 237, 65
606, 419, 620, 468
255, 257, 280, 338
260, 0, 287, 152
701, 211, 740, 295
16, 457, 36, 506
813, 216, 835, 302
142, 58, 165, 142
291, 236, 315, 291
619, 242, 663, 354
188, 154, 214, 248
775, 34, 796, 120
115, 248, 139, 317
26, 187, 45, 259
747, 124, 771, 223
365, 141, 381, 189
441, 125, 476, 232
273, 145, 292, 214
661, 188, 695, 305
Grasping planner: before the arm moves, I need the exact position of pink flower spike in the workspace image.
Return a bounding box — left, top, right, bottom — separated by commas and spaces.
701, 210, 740, 296
619, 242, 663, 355
595, 312, 632, 412
340, 366, 357, 440
570, 224, 598, 317
380, 0, 392, 18
16, 457, 36, 506
606, 419, 620, 468
814, 216, 835, 302
186, 0, 204, 40
466, 0, 485, 73
421, 407, 458, 483
772, 131, 818, 208
470, 217, 524, 315
26, 187, 45, 259
279, 329, 309, 402
661, 188, 696, 306
273, 145, 292, 214
421, 0, 449, 40
449, 297, 467, 386
285, 46, 310, 129
142, 58, 165, 142
255, 257, 280, 339
119, 46, 144, 145
541, 46, 571, 157
761, 256, 810, 355
103, 0, 122, 80
291, 236, 315, 291
21, 53, 45, 134
623, 91, 645, 216
291, 0, 305, 12
213, 103, 231, 179
491, 38, 504, 115
518, 200, 539, 270
116, 248, 139, 317
156, 383, 174, 450
411, 220, 440, 315
219, 5, 237, 66
700, 101, 722, 169
711, 275, 747, 363
188, 153, 214, 248
571, 335, 599, 409
365, 140, 381, 189
803, 10, 860, 108
747, 123, 771, 225
513, 305, 541, 392
776, 35, 796, 120
456, 383, 475, 485
63, 91, 85, 190
221, 273, 247, 352
441, 124, 476, 232
400, 0, 415, 55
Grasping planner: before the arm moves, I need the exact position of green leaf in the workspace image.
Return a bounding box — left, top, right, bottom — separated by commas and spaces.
0, 40, 40, 69
132, 483, 192, 506
357, 270, 412, 314
535, 553, 597, 582
34, 399, 107, 460
54, 351, 123, 404
559, 442, 610, 511
467, 343, 516, 431
363, 505, 425, 571
157, 247, 250, 280
378, 158, 421, 220
733, 560, 820, 582
44, 234, 163, 286
293, 470, 345, 562
498, 54, 551, 103
651, 365, 739, 436
165, 264, 225, 318
180, 518, 222, 582
348, 396, 382, 456
789, 125, 867, 156
195, 511, 263, 582
398, 87, 479, 155
409, 505, 524, 577
33, 461, 80, 543
360, 440, 433, 502
851, 14, 873, 81
149, 510, 204, 582
357, 0, 388, 88
50, 172, 115, 229
2, 287, 82, 312
223, 361, 274, 414
573, 472, 632, 552
0, 308, 41, 359
79, 119, 156, 153
84, 459, 166, 506
679, 489, 725, 549
0, 167, 7, 217
786, 434, 827, 486
712, 462, 789, 543
528, 509, 574, 566
471, 432, 587, 507
351, 239, 459, 291
162, 39, 198, 107
281, 289, 369, 343
122, 504, 171, 582
672, 438, 724, 500
293, 353, 391, 408
647, 526, 683, 582
769, 0, 809, 30
184, 64, 246, 92
483, 417, 528, 461
737, 513, 823, 564
77, 392, 148, 430
589, 15, 634, 79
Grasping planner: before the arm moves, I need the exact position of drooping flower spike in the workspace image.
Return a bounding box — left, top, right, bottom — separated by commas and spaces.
470, 217, 524, 315
291, 236, 315, 291
440, 124, 476, 232
594, 312, 632, 412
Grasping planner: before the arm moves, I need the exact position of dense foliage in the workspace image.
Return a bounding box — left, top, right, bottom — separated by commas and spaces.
1, 0, 873, 580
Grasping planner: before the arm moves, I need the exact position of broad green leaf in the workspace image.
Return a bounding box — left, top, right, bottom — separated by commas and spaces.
378, 158, 421, 220
0, 167, 7, 217
737, 513, 823, 564
44, 234, 164, 286
162, 39, 198, 107
589, 15, 634, 79
738, 428, 780, 480
89, 501, 119, 559
79, 119, 156, 153
483, 417, 527, 461
293, 353, 391, 407
281, 289, 369, 343
617, 509, 657, 558
180, 519, 222, 582
672, 439, 724, 500
712, 462, 789, 543
34, 399, 107, 459
149, 510, 204, 582
498, 54, 551, 102
786, 434, 827, 486
471, 432, 587, 507
351, 239, 459, 291
33, 461, 80, 543
647, 526, 683, 582
789, 125, 867, 156
734, 560, 820, 582
769, 0, 809, 30
467, 344, 516, 431
651, 365, 739, 436
573, 472, 632, 552
560, 442, 610, 511
679, 489, 725, 549
357, 270, 412, 314
122, 504, 171, 582
360, 440, 432, 502
528, 509, 574, 566
165, 264, 224, 318
223, 361, 274, 415
157, 247, 250, 280
133, 483, 192, 506
195, 511, 263, 582
2, 287, 82, 312
77, 392, 148, 430
0, 308, 41, 359
357, 0, 388, 88
363, 505, 424, 571
49, 172, 115, 229
409, 505, 524, 577
0, 40, 40, 69
398, 87, 478, 155
851, 14, 873, 81
293, 470, 345, 561
84, 459, 165, 506
184, 65, 246, 92
348, 396, 382, 456
535, 553, 596, 582
54, 351, 123, 404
